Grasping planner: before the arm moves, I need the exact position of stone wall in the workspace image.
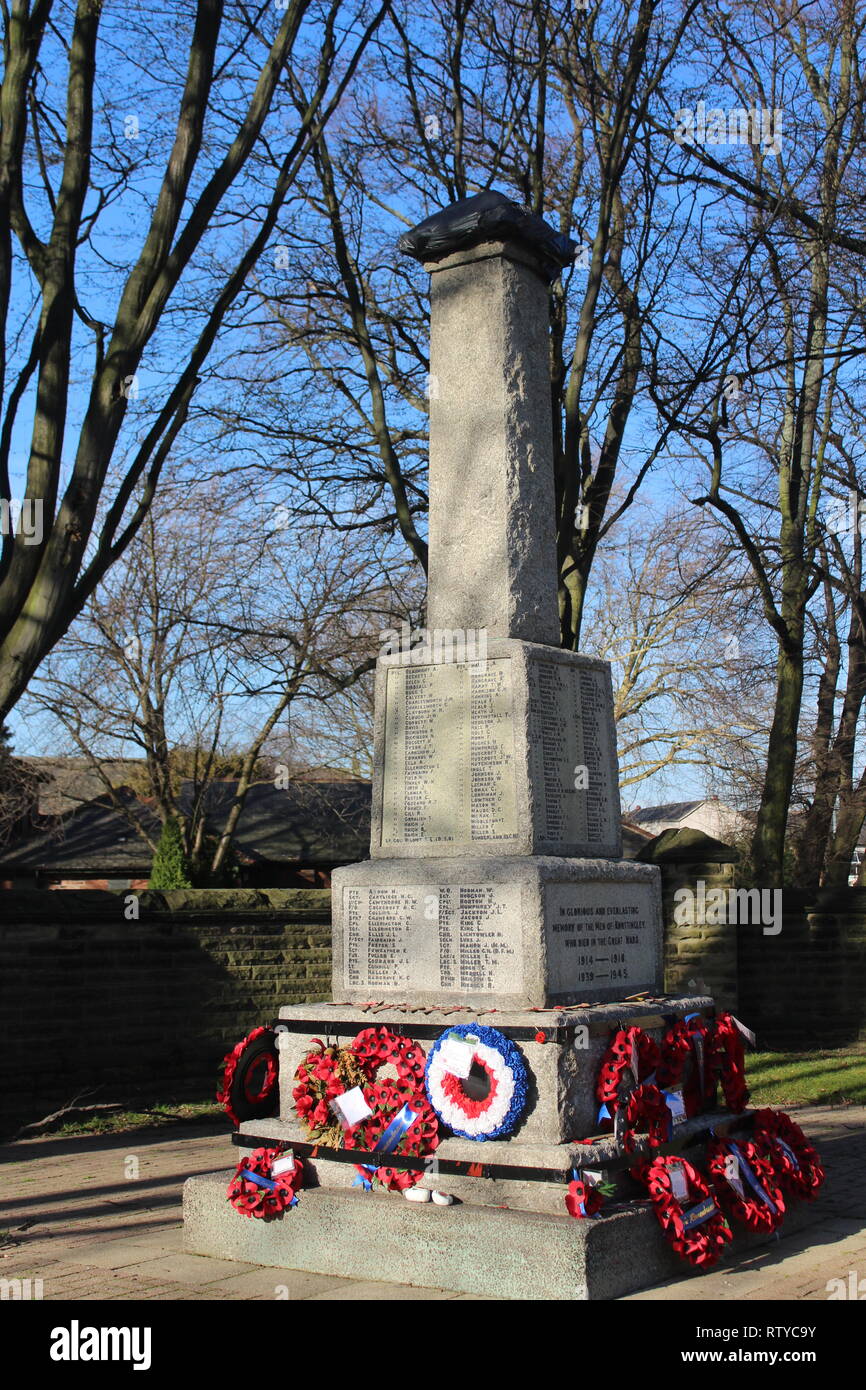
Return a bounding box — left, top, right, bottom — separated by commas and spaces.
0, 888, 331, 1135
736, 888, 866, 1048
643, 830, 866, 1047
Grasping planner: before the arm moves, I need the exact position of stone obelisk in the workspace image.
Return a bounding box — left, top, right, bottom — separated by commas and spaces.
331, 192, 662, 1010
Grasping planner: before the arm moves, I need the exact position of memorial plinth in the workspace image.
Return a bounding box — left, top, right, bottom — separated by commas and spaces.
183, 193, 749, 1301
331, 857, 661, 1008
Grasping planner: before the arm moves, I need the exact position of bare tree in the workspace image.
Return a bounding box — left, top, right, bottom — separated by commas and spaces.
650, 0, 866, 883
582, 504, 772, 797
22, 476, 408, 878
0, 0, 387, 720
205, 0, 704, 647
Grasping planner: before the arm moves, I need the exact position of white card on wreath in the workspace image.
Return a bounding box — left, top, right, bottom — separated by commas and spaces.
440, 1033, 476, 1079
670, 1164, 689, 1201
665, 1088, 687, 1126
329, 1086, 372, 1128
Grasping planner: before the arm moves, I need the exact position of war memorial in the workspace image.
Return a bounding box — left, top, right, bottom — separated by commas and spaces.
184, 194, 824, 1301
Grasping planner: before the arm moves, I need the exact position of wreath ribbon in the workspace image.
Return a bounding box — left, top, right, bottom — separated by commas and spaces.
728, 1140, 778, 1215
378, 1102, 419, 1152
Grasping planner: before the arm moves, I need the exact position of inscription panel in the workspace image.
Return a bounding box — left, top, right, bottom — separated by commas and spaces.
527, 661, 617, 848
342, 883, 522, 994
545, 882, 658, 998
381, 661, 517, 846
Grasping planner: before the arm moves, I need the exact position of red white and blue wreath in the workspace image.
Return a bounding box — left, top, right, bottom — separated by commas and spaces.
424, 1023, 529, 1140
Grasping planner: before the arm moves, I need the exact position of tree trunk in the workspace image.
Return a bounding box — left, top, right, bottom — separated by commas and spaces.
751, 644, 804, 886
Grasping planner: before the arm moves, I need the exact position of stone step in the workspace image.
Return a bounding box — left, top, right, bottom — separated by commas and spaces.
183, 1172, 821, 1300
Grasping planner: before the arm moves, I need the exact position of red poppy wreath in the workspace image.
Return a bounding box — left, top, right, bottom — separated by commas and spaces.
596, 1026, 660, 1109
217, 1024, 280, 1127
707, 1134, 785, 1233
752, 1108, 825, 1201
292, 1028, 438, 1192
656, 1015, 715, 1118
226, 1146, 303, 1219
343, 1078, 440, 1192
621, 1082, 671, 1154
634, 1154, 732, 1269
565, 1176, 605, 1220
711, 1012, 750, 1113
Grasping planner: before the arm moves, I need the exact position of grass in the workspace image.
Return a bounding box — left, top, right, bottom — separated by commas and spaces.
52, 1100, 225, 1137
746, 1045, 866, 1109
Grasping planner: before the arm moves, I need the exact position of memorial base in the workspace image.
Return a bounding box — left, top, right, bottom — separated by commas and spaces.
184, 994, 824, 1295
182, 1176, 820, 1301
274, 997, 712, 1145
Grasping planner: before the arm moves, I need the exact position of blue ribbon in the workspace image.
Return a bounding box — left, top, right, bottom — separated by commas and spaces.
350, 1104, 418, 1190
598, 1101, 612, 1123
682, 1195, 717, 1230
775, 1138, 801, 1173
241, 1168, 276, 1190
727, 1141, 777, 1214
377, 1102, 418, 1154
349, 1103, 421, 1191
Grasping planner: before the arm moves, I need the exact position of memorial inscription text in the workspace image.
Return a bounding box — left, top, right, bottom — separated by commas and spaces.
527, 661, 616, 847
544, 883, 656, 995
343, 883, 522, 993
381, 661, 517, 845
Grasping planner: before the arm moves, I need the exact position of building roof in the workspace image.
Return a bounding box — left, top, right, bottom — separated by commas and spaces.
196, 779, 371, 865
19, 756, 145, 817
629, 799, 711, 822
4, 778, 660, 874
0, 779, 373, 873
636, 827, 740, 864
1, 787, 158, 873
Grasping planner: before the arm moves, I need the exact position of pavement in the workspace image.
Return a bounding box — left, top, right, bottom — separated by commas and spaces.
1, 1105, 864, 1301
